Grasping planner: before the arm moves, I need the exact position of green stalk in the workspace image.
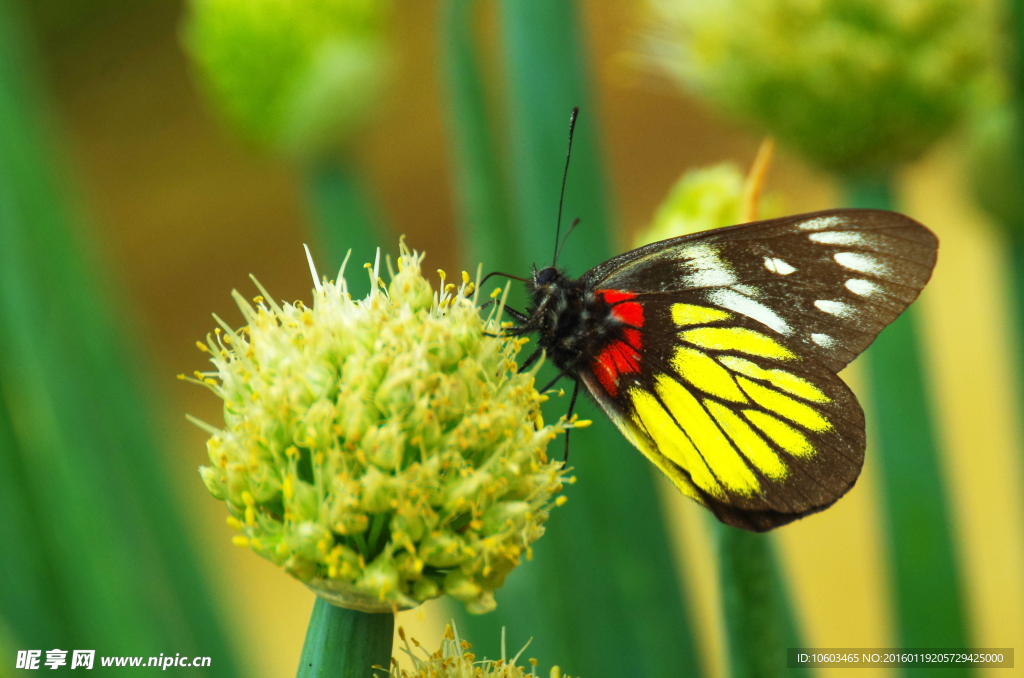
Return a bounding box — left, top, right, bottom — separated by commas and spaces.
304, 157, 390, 300
295, 601, 393, 678
0, 0, 238, 670
846, 177, 969, 674
440, 0, 521, 273
0, 390, 69, 652
449, 2, 702, 676
716, 526, 805, 678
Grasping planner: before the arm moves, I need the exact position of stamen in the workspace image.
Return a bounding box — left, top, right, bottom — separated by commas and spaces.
304, 244, 323, 293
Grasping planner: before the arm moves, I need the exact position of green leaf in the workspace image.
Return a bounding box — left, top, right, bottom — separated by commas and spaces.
444, 2, 702, 676
846, 176, 970, 678
0, 0, 240, 671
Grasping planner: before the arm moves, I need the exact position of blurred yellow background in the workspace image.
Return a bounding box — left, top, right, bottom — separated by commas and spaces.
29, 0, 1024, 676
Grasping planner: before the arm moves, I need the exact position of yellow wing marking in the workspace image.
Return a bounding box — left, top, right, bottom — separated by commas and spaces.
717, 355, 830, 403
736, 376, 832, 432
743, 410, 815, 457
680, 327, 796, 360
672, 346, 747, 402
672, 303, 732, 326
705, 400, 788, 479
630, 387, 723, 497
651, 375, 760, 494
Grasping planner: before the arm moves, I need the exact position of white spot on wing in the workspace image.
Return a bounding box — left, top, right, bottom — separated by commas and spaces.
834, 252, 887, 276
707, 288, 791, 335
845, 278, 881, 297
798, 215, 844, 231
763, 257, 796, 275
814, 299, 855, 318
811, 333, 835, 348
678, 243, 738, 288
809, 231, 866, 246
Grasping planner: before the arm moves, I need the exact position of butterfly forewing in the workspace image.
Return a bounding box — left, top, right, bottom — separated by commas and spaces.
573, 209, 937, 531
582, 209, 938, 372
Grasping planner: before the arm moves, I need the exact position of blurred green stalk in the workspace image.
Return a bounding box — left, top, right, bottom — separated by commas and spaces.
295, 601, 393, 678
444, 2, 702, 676
304, 157, 390, 300
440, 0, 521, 273
0, 0, 238, 671
846, 178, 969, 676
716, 526, 804, 678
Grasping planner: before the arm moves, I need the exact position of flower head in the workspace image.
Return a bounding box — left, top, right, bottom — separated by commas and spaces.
390, 623, 570, 678
183, 0, 391, 156
645, 0, 994, 173
186, 241, 571, 613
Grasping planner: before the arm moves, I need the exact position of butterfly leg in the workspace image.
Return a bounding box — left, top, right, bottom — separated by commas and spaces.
562, 379, 580, 466
518, 348, 544, 373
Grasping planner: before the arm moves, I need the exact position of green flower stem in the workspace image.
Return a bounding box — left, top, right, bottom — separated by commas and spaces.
716, 526, 803, 678
846, 177, 970, 671
451, 2, 702, 676
440, 0, 521, 273
304, 157, 390, 299
296, 601, 393, 678
0, 0, 238, 668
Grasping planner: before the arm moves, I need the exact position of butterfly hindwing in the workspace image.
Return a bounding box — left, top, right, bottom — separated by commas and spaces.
580, 297, 865, 530
572, 209, 936, 530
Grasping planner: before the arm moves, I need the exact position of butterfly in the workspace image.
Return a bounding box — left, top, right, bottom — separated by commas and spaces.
490, 110, 938, 532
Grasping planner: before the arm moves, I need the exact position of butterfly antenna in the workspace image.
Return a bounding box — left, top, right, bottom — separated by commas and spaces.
552, 107, 579, 267
554, 217, 581, 264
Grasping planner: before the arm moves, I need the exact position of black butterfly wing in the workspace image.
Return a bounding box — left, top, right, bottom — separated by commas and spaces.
574, 209, 937, 531
583, 209, 937, 372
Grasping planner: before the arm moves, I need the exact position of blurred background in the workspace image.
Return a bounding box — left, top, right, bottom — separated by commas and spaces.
1, 0, 1023, 676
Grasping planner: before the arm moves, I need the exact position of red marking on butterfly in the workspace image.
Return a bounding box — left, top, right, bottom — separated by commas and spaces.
591, 291, 645, 396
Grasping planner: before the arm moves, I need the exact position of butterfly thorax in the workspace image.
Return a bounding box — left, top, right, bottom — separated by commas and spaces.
526, 267, 621, 374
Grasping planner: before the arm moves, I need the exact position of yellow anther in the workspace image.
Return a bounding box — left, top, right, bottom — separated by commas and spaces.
445, 283, 456, 293
226, 516, 242, 530
461, 271, 470, 285
249, 537, 263, 550
283, 475, 294, 501
491, 287, 502, 299
438, 269, 447, 283
364, 263, 373, 270
231, 536, 250, 547
176, 374, 186, 380
241, 491, 255, 506
245, 506, 256, 525
574, 419, 593, 429
196, 341, 209, 352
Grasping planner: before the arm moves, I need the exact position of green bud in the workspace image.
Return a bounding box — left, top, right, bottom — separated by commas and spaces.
199, 466, 227, 500
288, 520, 332, 561
411, 577, 440, 603
361, 422, 405, 471
482, 501, 531, 535
442, 570, 481, 602
182, 0, 392, 157
646, 0, 996, 173
419, 530, 469, 569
